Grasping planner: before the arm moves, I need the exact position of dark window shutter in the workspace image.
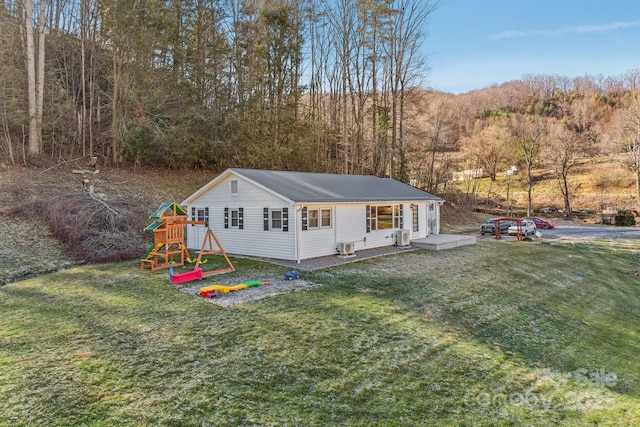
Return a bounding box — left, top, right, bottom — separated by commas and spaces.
224, 208, 229, 229
239, 208, 244, 230
366, 205, 371, 233
205, 207, 209, 226
191, 207, 196, 227
399, 204, 403, 229
263, 208, 269, 231
282, 208, 289, 232
301, 207, 308, 230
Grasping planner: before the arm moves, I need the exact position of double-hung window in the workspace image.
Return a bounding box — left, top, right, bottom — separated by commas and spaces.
192, 207, 209, 225
302, 207, 332, 230
264, 207, 289, 231
224, 207, 243, 229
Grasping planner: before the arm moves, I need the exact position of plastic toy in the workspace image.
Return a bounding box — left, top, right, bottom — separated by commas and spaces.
244, 280, 270, 287
199, 289, 219, 298
200, 283, 247, 294
169, 267, 203, 285
285, 269, 298, 280
199, 280, 268, 295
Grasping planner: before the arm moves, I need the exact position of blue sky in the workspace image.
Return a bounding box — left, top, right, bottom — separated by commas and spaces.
426, 0, 640, 93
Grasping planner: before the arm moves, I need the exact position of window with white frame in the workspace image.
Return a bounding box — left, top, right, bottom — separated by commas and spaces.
321, 208, 331, 227
308, 209, 318, 228
302, 207, 332, 230
224, 207, 243, 229
191, 207, 209, 225
271, 210, 282, 229
366, 204, 400, 232
230, 179, 239, 195
263, 207, 289, 231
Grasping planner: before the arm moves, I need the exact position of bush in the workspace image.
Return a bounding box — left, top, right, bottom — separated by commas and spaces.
614, 213, 636, 226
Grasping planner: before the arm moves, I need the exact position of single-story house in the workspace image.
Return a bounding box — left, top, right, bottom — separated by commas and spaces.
180, 168, 444, 262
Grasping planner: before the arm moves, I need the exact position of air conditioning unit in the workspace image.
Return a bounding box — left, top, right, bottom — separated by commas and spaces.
337, 241, 356, 256
398, 229, 411, 246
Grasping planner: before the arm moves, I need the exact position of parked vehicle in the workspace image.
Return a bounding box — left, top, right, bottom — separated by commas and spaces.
508, 219, 537, 236
480, 219, 514, 235
524, 217, 555, 229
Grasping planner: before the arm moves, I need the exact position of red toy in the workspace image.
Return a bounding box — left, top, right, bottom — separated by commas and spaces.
198, 290, 219, 298
169, 267, 203, 285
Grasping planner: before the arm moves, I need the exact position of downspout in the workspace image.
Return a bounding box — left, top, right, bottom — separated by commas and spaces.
295, 203, 303, 264
425, 202, 429, 237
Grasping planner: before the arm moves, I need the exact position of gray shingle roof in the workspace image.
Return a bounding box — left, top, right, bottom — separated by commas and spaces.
231, 168, 443, 203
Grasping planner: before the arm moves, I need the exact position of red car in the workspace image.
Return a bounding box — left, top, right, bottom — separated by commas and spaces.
525, 217, 554, 229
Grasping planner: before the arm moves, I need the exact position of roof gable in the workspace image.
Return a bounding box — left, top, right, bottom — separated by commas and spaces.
181, 168, 443, 205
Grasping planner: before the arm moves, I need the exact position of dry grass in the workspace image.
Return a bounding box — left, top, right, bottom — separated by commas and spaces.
1, 239, 639, 425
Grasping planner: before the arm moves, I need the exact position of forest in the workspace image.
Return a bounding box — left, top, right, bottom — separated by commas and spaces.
2, 0, 640, 213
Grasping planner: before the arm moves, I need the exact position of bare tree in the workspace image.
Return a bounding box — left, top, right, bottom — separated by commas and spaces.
546, 120, 584, 220
385, 0, 440, 181
465, 120, 510, 182
509, 114, 547, 216
421, 99, 457, 193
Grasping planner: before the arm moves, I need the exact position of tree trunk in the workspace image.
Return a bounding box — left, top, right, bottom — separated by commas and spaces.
526, 162, 533, 217
111, 52, 120, 164
562, 174, 573, 220
36, 0, 45, 152
341, 5, 349, 174
25, 0, 38, 156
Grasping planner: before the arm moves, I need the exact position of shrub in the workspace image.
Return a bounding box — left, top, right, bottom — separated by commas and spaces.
614, 212, 636, 226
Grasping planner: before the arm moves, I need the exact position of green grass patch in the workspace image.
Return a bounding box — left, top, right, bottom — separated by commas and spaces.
1, 241, 639, 425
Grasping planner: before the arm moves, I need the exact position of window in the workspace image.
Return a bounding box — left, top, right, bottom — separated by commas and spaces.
224, 207, 243, 229
366, 205, 400, 232
192, 207, 209, 225
271, 210, 282, 229
264, 207, 289, 231
230, 179, 239, 195
412, 205, 419, 232
308, 209, 318, 228
321, 209, 331, 227
302, 207, 332, 230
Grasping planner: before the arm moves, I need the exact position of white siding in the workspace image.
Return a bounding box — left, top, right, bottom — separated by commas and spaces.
297, 202, 429, 259
183, 171, 442, 261
185, 175, 296, 260
294, 205, 335, 259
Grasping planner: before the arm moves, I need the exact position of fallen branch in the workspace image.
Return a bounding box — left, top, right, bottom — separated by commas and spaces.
88, 187, 119, 215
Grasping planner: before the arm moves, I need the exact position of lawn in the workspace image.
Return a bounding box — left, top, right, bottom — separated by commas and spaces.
1, 239, 639, 426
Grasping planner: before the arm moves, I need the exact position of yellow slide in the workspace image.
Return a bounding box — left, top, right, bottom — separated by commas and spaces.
200, 284, 247, 294
143, 243, 164, 260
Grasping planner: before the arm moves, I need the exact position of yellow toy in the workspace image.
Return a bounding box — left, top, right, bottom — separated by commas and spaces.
200, 284, 247, 294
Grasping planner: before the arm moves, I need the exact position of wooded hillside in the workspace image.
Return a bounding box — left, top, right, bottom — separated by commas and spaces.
2, 0, 640, 217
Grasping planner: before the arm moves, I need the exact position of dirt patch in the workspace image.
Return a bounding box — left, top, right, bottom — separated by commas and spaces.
178, 276, 323, 307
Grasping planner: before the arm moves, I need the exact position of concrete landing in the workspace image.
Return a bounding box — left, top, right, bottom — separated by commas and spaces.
410, 234, 476, 250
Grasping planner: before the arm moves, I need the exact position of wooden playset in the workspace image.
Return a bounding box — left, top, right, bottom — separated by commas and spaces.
140, 202, 234, 277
